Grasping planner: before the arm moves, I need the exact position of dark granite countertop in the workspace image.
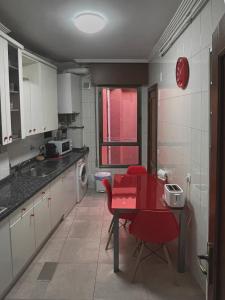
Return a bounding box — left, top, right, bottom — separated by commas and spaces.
0, 148, 89, 222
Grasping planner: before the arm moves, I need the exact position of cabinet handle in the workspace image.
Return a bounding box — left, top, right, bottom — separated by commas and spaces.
48, 197, 51, 200
21, 208, 26, 211
4, 137, 8, 141
42, 191, 45, 194
29, 129, 32, 133
30, 214, 34, 217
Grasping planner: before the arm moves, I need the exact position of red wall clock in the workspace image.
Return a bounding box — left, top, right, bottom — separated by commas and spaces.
176, 57, 189, 89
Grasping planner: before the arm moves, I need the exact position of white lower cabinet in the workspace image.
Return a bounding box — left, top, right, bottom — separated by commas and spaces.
10, 199, 36, 278
6, 162, 77, 296
62, 165, 76, 215
0, 218, 13, 296
33, 189, 51, 249
49, 176, 65, 229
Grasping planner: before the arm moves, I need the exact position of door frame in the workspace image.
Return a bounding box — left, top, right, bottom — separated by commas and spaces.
208, 13, 225, 300
147, 84, 158, 174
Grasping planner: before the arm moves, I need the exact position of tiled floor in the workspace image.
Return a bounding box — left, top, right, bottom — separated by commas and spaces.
5, 189, 205, 300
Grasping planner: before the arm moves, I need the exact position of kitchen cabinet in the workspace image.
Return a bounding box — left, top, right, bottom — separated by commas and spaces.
49, 176, 65, 229
57, 73, 81, 114
33, 188, 51, 249
22, 52, 58, 136
6, 161, 78, 294
0, 218, 13, 297
10, 198, 36, 277
40, 63, 58, 132
62, 165, 76, 214
0, 37, 25, 145
0, 37, 12, 145
22, 59, 43, 135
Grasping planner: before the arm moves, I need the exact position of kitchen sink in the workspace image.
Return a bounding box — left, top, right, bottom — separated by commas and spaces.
20, 165, 57, 177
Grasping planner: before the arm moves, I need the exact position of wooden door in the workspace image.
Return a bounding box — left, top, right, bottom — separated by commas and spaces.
206, 12, 225, 300
147, 85, 158, 174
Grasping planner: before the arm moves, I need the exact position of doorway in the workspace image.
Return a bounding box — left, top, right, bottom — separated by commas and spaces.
147, 84, 158, 174
206, 12, 225, 300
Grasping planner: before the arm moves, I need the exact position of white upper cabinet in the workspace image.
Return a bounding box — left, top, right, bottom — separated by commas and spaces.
0, 37, 12, 145
57, 73, 81, 114
0, 37, 25, 145
40, 63, 58, 132
22, 58, 43, 135
22, 52, 58, 136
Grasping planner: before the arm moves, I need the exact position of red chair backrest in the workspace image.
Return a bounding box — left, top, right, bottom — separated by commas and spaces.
129, 210, 179, 244
101, 179, 113, 215
127, 166, 147, 175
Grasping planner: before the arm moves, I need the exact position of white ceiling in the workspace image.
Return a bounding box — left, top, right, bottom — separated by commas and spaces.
0, 0, 182, 62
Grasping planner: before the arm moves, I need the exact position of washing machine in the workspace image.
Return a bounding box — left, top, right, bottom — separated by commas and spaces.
76, 156, 88, 203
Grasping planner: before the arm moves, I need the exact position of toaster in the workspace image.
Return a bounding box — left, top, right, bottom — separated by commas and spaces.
164, 184, 185, 208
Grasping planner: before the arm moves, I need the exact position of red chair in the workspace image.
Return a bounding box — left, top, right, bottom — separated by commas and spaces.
129, 210, 179, 281
127, 165, 147, 175
102, 178, 136, 250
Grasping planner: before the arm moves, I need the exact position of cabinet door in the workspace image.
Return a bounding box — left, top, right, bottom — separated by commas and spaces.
18, 49, 26, 139
10, 207, 36, 277
22, 78, 33, 136
49, 177, 64, 229
41, 64, 58, 132
71, 74, 81, 113
33, 190, 51, 249
0, 218, 13, 297
22, 62, 43, 135
62, 165, 76, 214
0, 37, 12, 145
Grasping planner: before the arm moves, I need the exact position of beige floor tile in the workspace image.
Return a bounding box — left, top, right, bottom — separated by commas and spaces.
51, 216, 75, 240
35, 238, 65, 263
68, 219, 102, 240
59, 238, 100, 264
45, 263, 97, 300
5, 263, 48, 300
74, 206, 104, 221
140, 259, 205, 300
94, 263, 148, 300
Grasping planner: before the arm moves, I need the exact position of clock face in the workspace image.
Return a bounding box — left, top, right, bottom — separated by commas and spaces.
176, 57, 189, 89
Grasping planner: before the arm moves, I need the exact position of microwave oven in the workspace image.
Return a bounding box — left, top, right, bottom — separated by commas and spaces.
47, 139, 72, 156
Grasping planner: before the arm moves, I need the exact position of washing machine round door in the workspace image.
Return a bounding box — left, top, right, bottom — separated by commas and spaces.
79, 163, 88, 186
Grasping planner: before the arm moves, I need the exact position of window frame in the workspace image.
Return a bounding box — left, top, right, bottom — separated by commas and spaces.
98, 86, 142, 168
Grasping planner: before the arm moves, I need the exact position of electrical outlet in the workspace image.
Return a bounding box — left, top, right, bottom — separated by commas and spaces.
186, 173, 191, 184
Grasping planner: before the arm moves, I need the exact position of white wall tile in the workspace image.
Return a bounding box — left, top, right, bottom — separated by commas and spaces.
201, 0, 213, 49
148, 1, 217, 292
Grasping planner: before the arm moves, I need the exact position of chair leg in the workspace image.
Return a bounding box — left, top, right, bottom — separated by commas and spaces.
105, 222, 114, 250
132, 241, 144, 283
132, 241, 142, 258
108, 216, 114, 233
163, 245, 177, 285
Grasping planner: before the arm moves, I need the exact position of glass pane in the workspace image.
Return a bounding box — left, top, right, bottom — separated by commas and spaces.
101, 146, 139, 166
102, 88, 137, 143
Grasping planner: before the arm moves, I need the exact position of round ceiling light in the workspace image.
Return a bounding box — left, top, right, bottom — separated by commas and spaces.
73, 12, 106, 34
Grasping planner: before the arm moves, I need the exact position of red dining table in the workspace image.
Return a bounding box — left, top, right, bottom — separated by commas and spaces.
112, 173, 186, 273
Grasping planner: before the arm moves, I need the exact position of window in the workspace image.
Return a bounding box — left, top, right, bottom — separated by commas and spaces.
99, 87, 141, 167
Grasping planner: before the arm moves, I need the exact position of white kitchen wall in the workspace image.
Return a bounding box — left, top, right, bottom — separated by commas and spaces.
0, 134, 44, 180
149, 0, 225, 292
81, 76, 148, 188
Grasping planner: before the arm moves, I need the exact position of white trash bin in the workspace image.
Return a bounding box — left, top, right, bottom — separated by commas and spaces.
95, 172, 112, 192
